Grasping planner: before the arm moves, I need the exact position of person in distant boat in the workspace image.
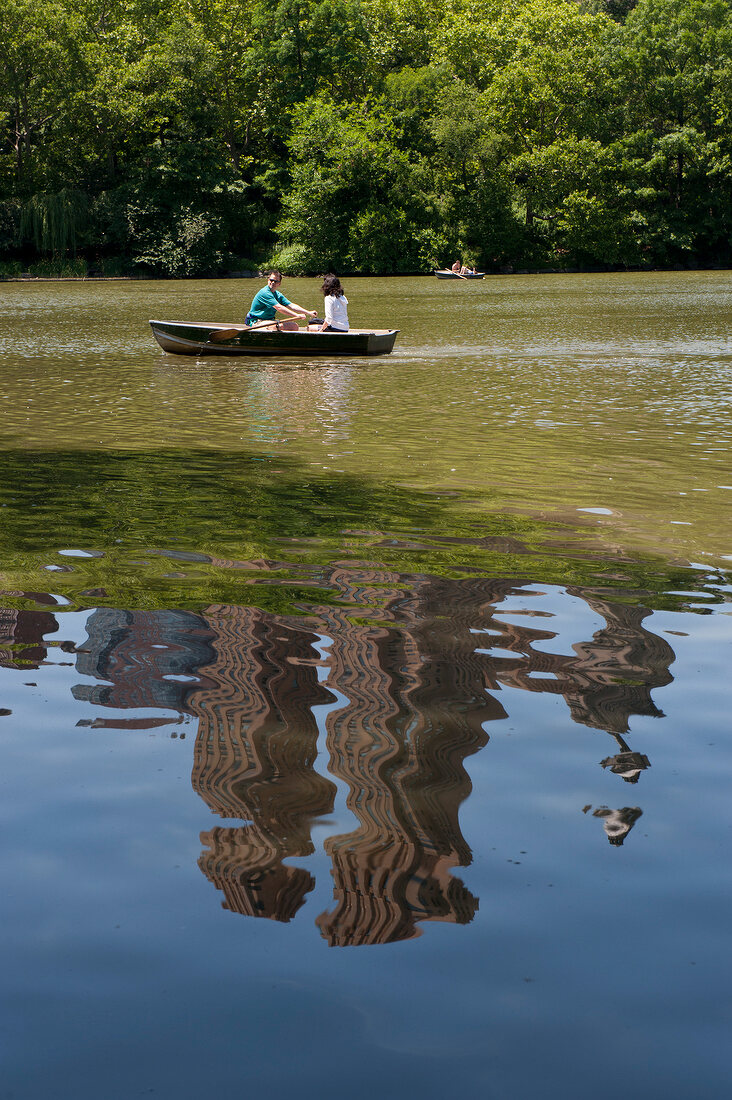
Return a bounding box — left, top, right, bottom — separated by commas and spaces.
245, 270, 317, 326
451, 260, 462, 274
460, 264, 474, 275
319, 273, 349, 332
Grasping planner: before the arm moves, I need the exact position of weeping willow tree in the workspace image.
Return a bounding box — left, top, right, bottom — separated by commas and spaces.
19, 190, 89, 256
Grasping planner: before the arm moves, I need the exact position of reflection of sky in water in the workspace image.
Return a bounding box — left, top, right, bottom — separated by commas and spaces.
0, 574, 730, 1096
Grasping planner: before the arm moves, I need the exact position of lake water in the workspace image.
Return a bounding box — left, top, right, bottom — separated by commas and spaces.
0, 272, 730, 1098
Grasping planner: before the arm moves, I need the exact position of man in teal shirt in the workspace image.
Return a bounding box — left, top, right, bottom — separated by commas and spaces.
246, 270, 318, 325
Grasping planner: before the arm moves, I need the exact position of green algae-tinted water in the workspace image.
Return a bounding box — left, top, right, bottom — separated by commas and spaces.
0, 273, 730, 1099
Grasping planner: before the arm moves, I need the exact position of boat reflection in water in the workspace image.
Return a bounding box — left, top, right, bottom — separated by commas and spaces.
2, 571, 674, 945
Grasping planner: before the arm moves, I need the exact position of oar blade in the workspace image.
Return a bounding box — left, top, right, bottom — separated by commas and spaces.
209, 327, 244, 343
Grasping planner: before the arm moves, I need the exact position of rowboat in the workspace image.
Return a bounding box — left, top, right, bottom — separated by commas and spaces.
434, 269, 484, 279
149, 319, 399, 357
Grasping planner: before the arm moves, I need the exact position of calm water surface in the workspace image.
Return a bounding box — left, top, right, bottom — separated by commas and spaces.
0, 273, 730, 1098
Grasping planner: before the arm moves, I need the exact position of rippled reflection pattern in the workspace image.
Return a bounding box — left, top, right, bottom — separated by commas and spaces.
0, 568, 675, 946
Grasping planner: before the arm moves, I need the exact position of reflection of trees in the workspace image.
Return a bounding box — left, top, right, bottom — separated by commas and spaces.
50, 571, 678, 940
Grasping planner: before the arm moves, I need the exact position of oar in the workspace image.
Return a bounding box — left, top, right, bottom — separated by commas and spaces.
209, 326, 246, 342
208, 315, 307, 342
255, 313, 307, 328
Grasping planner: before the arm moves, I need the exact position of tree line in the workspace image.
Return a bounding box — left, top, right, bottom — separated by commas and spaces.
1, 0, 731, 276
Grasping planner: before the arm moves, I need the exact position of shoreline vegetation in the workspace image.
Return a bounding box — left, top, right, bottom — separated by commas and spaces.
1, 0, 731, 279
3, 263, 730, 283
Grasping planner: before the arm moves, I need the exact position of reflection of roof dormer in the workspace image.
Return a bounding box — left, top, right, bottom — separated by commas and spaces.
600, 751, 651, 783
591, 805, 643, 846
599, 730, 651, 783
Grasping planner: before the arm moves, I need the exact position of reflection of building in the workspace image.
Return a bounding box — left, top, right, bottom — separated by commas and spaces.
479, 590, 673, 736
565, 592, 674, 734
472, 585, 671, 785
72, 608, 217, 717
313, 571, 499, 945
64, 572, 678, 941
190, 606, 336, 922
0, 598, 58, 669
199, 826, 314, 922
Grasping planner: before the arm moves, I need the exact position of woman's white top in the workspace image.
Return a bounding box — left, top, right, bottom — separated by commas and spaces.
324, 293, 349, 331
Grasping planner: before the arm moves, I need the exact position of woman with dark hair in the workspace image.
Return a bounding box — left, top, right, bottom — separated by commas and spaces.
320, 274, 349, 332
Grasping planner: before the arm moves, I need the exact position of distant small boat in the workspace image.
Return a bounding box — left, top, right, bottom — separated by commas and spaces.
434, 269, 485, 280
150, 319, 399, 357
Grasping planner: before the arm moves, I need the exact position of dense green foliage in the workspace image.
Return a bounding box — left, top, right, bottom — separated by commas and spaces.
1, 0, 731, 274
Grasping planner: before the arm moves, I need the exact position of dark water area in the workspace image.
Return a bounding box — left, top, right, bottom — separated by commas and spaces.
0, 275, 730, 1098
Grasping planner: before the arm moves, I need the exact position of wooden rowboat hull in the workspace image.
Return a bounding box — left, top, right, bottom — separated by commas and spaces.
150, 319, 399, 357
434, 270, 485, 279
